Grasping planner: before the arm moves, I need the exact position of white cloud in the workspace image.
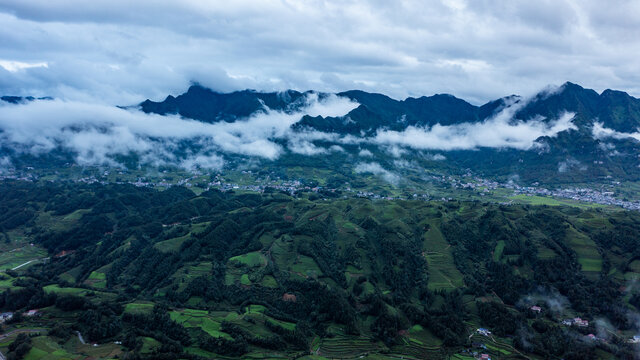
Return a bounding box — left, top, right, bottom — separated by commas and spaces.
558, 159, 586, 173
592, 122, 640, 142
0, 93, 358, 167
425, 153, 446, 161
354, 162, 400, 185
393, 159, 415, 168
0, 156, 11, 173
181, 154, 225, 171
288, 139, 327, 156
385, 145, 407, 158
0, 60, 48, 72
358, 149, 373, 157
1, 1, 639, 104
372, 97, 576, 151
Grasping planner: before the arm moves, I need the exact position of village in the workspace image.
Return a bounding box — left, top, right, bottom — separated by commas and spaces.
5, 165, 640, 212
455, 304, 640, 360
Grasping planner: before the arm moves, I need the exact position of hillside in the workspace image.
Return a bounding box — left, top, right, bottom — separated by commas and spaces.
2, 180, 640, 359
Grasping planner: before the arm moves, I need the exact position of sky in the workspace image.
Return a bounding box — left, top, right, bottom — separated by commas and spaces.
1, 0, 640, 105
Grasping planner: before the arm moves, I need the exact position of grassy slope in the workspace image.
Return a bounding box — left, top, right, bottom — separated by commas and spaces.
423, 218, 464, 291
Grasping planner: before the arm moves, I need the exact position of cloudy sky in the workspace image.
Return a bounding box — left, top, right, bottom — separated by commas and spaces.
1, 0, 640, 105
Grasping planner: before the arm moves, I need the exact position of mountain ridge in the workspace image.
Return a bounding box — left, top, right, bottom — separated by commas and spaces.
138, 81, 640, 135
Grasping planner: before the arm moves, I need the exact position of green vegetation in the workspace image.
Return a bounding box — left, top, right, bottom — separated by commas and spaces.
229, 251, 266, 267
423, 219, 464, 290
170, 308, 233, 339
1, 180, 639, 359
124, 301, 155, 314
86, 270, 107, 289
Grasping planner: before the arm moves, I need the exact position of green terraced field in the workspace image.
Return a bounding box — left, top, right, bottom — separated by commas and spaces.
169, 308, 233, 339
509, 194, 606, 209
423, 219, 464, 290
229, 251, 267, 267
318, 335, 384, 358
493, 240, 505, 262
85, 270, 107, 289
566, 226, 602, 273
124, 301, 155, 314
154, 234, 190, 252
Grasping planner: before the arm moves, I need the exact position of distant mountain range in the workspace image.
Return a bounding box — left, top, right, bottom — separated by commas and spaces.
3, 82, 640, 184
137, 82, 640, 183
140, 82, 640, 134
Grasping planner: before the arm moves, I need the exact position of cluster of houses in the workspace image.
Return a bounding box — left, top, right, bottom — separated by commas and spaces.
562, 317, 589, 327
476, 328, 492, 337
585, 333, 605, 342
627, 335, 640, 344
460, 343, 491, 360
530, 305, 542, 313
0, 312, 13, 323
0, 310, 39, 324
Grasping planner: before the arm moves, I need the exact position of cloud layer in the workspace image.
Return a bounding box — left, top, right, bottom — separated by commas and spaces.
355, 162, 400, 185
0, 88, 581, 170
0, 94, 358, 169
1, 1, 640, 105
373, 98, 577, 151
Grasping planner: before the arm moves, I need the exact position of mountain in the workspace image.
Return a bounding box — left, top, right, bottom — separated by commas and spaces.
514, 82, 640, 132
137, 82, 640, 184
3, 82, 640, 186
139, 85, 315, 122
1, 95, 52, 104
140, 82, 640, 134
140, 85, 495, 134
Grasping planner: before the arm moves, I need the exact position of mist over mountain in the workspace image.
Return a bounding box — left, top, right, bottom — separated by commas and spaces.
139, 81, 640, 133
135, 81, 640, 183
2, 81, 640, 184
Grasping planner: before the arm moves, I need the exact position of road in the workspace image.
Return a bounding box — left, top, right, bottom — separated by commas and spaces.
10, 257, 49, 271
11, 259, 36, 270
0, 328, 46, 341
76, 331, 86, 344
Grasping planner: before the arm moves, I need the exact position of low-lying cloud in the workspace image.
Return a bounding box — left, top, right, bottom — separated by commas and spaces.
354, 162, 400, 185
0, 87, 585, 172
373, 102, 576, 151
0, 94, 358, 169
558, 158, 587, 173
592, 122, 640, 142
0, 155, 10, 173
